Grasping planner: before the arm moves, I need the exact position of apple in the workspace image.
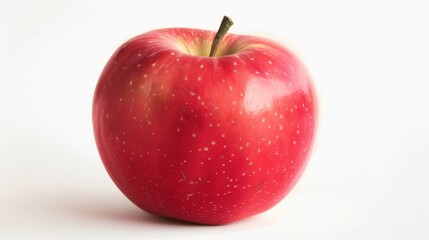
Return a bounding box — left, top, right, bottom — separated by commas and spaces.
93, 16, 317, 225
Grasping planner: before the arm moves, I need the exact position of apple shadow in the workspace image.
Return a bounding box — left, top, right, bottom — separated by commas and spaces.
52, 188, 266, 228
52, 189, 205, 227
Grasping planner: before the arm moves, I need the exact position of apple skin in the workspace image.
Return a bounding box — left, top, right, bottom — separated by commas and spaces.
93, 28, 317, 225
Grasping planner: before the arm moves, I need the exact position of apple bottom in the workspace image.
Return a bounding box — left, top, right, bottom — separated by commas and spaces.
100, 124, 311, 225
114, 164, 307, 225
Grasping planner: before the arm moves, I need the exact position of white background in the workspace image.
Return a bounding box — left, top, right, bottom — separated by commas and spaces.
1, 0, 429, 239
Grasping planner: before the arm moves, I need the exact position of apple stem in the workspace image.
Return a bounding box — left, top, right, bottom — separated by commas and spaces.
209, 16, 234, 57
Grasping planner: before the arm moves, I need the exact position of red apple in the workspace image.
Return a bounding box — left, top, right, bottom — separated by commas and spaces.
93, 17, 317, 225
